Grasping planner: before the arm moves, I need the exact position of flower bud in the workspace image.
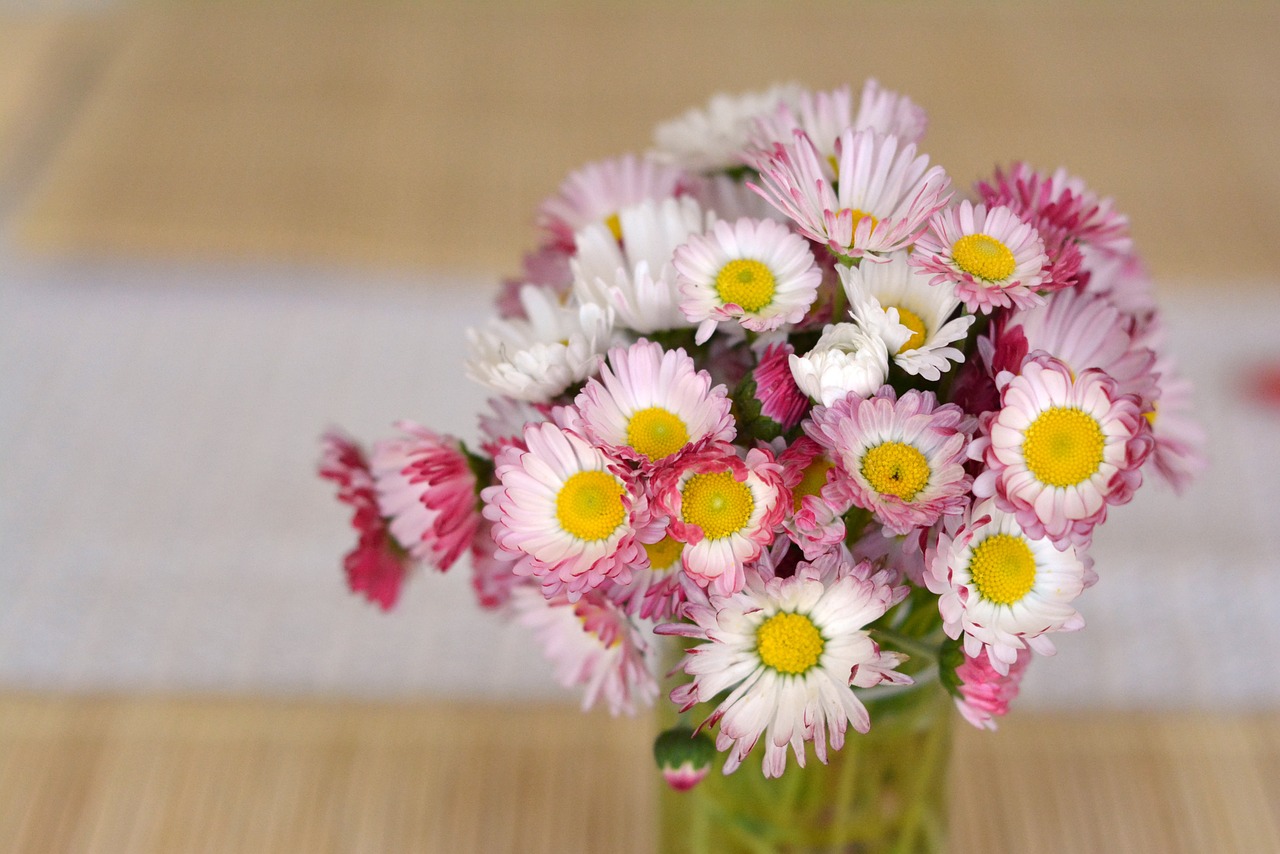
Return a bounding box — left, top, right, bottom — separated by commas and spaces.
653, 726, 715, 791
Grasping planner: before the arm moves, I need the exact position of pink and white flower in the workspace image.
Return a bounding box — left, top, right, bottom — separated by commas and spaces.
674, 216, 822, 344
653, 83, 805, 173
658, 556, 910, 778
482, 422, 647, 600
911, 201, 1048, 314
653, 444, 788, 596
973, 355, 1153, 549
370, 421, 481, 572
515, 586, 658, 716
949, 645, 1032, 730
575, 339, 735, 467
318, 431, 415, 611
750, 80, 927, 158
749, 128, 951, 259
749, 342, 811, 433
778, 436, 849, 558
538, 153, 692, 251
805, 387, 973, 535
926, 500, 1090, 674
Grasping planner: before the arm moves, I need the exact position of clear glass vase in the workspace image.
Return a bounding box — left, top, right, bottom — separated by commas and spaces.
658, 679, 953, 854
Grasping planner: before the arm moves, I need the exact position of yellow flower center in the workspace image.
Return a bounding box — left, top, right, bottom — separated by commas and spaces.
840, 208, 879, 233
756, 612, 825, 675
714, 259, 777, 313
951, 233, 1017, 282
793, 457, 835, 512
626, 407, 690, 461
605, 213, 623, 242
860, 441, 931, 501
969, 533, 1037, 605
888, 304, 928, 353
1022, 407, 1106, 488
555, 470, 627, 541
642, 535, 685, 572
681, 470, 755, 540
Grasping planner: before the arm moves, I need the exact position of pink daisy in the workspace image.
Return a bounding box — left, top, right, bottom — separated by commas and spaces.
926, 500, 1091, 674
575, 339, 735, 467
514, 587, 659, 716
911, 201, 1048, 314
778, 436, 850, 558
1145, 349, 1207, 493
804, 387, 973, 535
601, 531, 689, 621
653, 443, 788, 596
745, 342, 811, 435
468, 519, 523, 611
481, 422, 647, 600
370, 421, 482, 573
973, 354, 1153, 549
538, 154, 693, 251
749, 128, 951, 260
945, 643, 1032, 731
750, 79, 927, 158
318, 431, 415, 611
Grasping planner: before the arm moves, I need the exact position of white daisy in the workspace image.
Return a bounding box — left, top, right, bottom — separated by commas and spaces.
842, 251, 974, 381
674, 217, 822, 344
572, 196, 710, 334
466, 285, 616, 402
658, 557, 910, 778
926, 500, 1091, 675
652, 83, 804, 173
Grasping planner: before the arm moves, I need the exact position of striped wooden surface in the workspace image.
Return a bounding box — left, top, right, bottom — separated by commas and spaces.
2, 694, 1277, 853
3, 2, 1279, 281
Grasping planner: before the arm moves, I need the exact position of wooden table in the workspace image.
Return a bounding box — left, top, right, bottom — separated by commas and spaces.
2, 694, 1276, 852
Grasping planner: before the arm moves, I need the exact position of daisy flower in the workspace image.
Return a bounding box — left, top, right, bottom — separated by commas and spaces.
943, 642, 1032, 731
468, 519, 523, 611
926, 499, 1091, 674
911, 201, 1048, 315
370, 421, 481, 572
778, 436, 850, 558
842, 251, 975, 381
653, 444, 787, 596
466, 285, 616, 403
744, 341, 811, 435
514, 586, 658, 716
977, 161, 1130, 258
572, 196, 709, 334
805, 387, 972, 535
318, 431, 415, 610
574, 339, 735, 466
788, 322, 897, 407
652, 83, 805, 173
973, 354, 1153, 549
1144, 349, 1207, 493
602, 532, 688, 620
482, 422, 647, 600
658, 556, 909, 777
538, 153, 692, 251
674, 216, 822, 344
749, 79, 927, 160
749, 128, 951, 259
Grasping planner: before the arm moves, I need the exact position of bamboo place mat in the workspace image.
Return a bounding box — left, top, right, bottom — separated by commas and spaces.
8, 1, 1280, 280
1, 694, 1277, 854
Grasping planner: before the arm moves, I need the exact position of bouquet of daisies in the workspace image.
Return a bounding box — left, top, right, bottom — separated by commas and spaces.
319, 79, 1203, 786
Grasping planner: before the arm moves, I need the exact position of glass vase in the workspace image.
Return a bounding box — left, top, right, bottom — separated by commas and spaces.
658, 679, 953, 854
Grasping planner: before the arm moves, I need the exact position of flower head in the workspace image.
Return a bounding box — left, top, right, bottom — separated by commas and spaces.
805, 387, 973, 535
675, 216, 822, 344
538, 154, 692, 251
653, 84, 805, 173
318, 431, 415, 610
789, 322, 895, 407
943, 641, 1031, 730
658, 556, 909, 778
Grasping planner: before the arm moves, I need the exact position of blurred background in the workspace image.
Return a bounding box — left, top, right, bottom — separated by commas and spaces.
1, 1, 1278, 850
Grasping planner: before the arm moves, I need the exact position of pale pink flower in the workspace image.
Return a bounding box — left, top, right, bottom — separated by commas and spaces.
778, 436, 849, 558
538, 154, 693, 251
805, 387, 972, 535
951, 645, 1031, 730
750, 79, 927, 157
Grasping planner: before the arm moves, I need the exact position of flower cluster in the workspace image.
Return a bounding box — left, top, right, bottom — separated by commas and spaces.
319, 80, 1202, 781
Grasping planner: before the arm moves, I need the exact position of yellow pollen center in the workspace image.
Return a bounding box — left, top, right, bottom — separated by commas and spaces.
860, 442, 931, 501
951, 233, 1017, 282
642, 535, 685, 572
1022, 407, 1106, 488
555, 470, 626, 541
1144, 402, 1158, 428
681, 470, 755, 540
969, 534, 1037, 605
626, 407, 690, 461
714, 259, 777, 313
756, 612, 825, 675
605, 213, 623, 242
793, 457, 835, 512
840, 208, 879, 233
888, 304, 928, 353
